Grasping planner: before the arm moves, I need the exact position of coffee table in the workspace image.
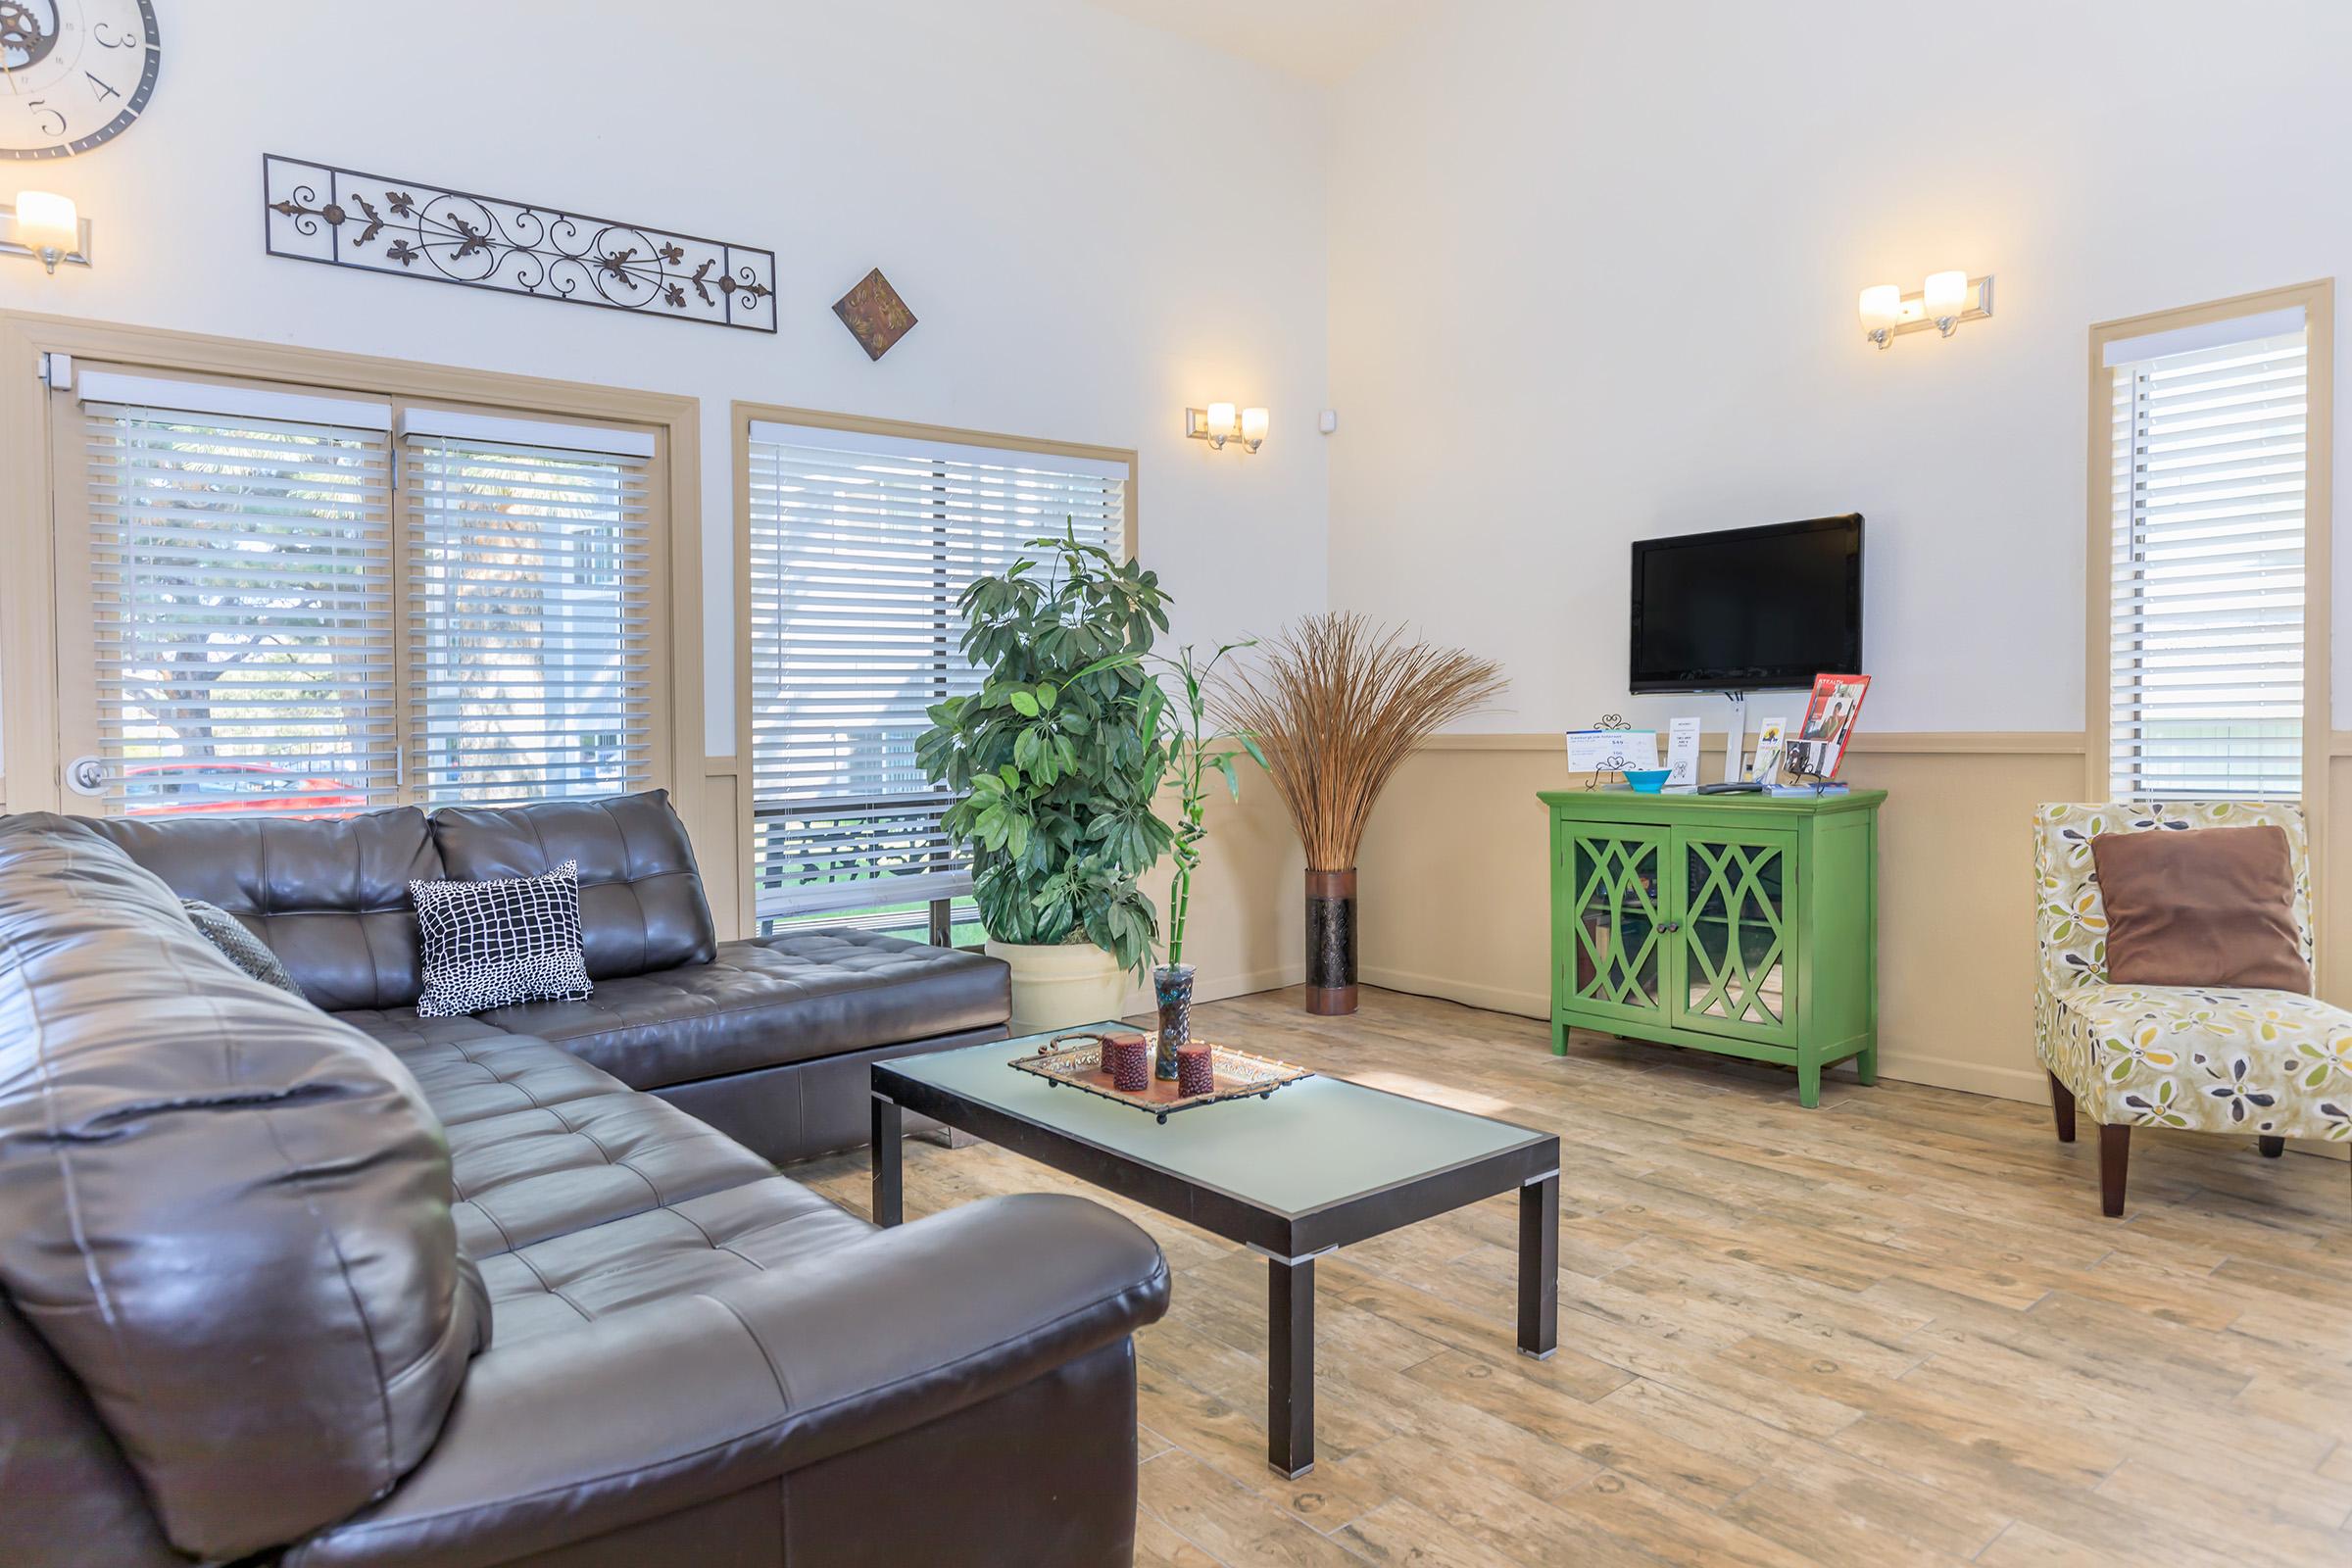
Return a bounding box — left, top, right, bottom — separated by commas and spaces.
870, 1027, 1561, 1478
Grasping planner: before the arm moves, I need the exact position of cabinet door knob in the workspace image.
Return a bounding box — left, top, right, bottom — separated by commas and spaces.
1657, 920, 1681, 933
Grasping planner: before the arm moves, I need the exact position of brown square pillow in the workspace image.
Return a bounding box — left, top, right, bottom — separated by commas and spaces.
2089, 824, 2309, 993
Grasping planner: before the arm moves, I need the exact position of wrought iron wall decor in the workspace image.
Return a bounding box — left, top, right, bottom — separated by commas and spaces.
263, 155, 776, 333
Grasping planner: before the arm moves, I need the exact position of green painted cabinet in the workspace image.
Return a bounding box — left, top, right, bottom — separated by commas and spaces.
1542, 788, 1883, 1107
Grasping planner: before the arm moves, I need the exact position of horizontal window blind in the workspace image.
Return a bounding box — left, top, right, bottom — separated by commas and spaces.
746, 420, 1126, 920
2109, 323, 2308, 801
404, 422, 655, 806
81, 390, 398, 817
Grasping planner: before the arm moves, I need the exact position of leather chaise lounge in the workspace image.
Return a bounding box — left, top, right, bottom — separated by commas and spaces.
82, 789, 1008, 1166
0, 802, 1172, 1566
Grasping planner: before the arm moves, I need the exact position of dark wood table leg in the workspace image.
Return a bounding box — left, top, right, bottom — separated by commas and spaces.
1269, 1255, 1314, 1479
1519, 1171, 1559, 1360
871, 1092, 904, 1227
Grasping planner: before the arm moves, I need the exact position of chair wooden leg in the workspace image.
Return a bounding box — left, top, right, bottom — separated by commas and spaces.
2048, 1071, 2076, 1144
2258, 1135, 2284, 1158
2098, 1123, 2131, 1217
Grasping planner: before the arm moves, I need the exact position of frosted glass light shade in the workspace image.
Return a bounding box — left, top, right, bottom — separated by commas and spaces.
1205, 402, 1236, 437
15, 191, 77, 257
1240, 407, 1269, 446
1925, 270, 1969, 318
1858, 284, 1902, 329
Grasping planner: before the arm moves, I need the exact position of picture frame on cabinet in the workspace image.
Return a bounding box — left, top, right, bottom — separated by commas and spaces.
1747, 718, 1788, 784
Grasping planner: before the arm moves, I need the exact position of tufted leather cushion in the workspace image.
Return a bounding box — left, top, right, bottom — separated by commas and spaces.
439, 1077, 780, 1261
462, 929, 1012, 1091
0, 815, 482, 1562
475, 1175, 877, 1347
429, 791, 717, 981
86, 808, 442, 1011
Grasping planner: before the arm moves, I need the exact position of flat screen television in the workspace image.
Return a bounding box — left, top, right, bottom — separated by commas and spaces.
1629, 514, 1863, 693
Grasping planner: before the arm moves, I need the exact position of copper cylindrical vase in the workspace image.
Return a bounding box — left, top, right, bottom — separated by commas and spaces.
1304, 867, 1358, 1015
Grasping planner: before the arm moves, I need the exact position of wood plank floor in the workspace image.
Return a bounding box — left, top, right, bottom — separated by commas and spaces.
797, 986, 2352, 1567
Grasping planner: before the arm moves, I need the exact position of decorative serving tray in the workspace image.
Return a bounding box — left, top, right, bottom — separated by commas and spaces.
1010, 1033, 1314, 1123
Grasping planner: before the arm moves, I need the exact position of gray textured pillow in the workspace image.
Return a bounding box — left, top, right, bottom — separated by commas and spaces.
180, 899, 307, 1000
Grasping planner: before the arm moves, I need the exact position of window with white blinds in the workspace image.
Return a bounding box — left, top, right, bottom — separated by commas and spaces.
2106, 309, 2309, 801
80, 379, 400, 817
403, 414, 655, 806
68, 370, 661, 817
745, 418, 1128, 925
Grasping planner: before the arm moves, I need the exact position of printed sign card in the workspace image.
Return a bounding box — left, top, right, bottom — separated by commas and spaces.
1664, 717, 1702, 789
1564, 728, 1660, 773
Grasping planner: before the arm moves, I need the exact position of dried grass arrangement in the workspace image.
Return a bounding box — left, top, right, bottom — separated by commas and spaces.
1213, 612, 1509, 871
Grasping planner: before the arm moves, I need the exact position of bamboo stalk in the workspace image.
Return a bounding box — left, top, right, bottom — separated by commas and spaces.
1210, 613, 1507, 870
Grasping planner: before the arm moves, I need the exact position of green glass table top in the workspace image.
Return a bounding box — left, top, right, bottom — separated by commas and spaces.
878, 1027, 1551, 1218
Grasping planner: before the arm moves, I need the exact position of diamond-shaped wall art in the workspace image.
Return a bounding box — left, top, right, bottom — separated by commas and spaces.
832, 268, 918, 361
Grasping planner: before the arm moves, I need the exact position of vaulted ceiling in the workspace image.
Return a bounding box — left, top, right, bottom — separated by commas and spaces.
1077, 0, 1438, 86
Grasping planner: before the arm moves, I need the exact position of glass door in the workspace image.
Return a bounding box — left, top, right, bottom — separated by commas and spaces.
1558, 823, 1671, 1026
1668, 827, 1797, 1048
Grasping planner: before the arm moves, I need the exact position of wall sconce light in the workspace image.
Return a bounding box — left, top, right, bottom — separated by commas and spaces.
1858, 270, 1992, 349
1, 192, 90, 273
1185, 402, 1268, 453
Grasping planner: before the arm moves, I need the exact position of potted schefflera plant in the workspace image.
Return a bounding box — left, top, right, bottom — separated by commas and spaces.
916, 525, 1174, 1035
1147, 640, 1262, 1077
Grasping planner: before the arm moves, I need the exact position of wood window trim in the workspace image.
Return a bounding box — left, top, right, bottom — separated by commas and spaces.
0, 310, 706, 854
725, 400, 1140, 938
2083, 278, 2334, 906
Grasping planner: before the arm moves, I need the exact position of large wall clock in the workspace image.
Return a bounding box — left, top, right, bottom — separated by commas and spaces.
0, 0, 160, 160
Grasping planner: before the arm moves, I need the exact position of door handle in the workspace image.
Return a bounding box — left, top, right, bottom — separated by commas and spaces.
1656, 920, 1682, 933
66, 756, 107, 798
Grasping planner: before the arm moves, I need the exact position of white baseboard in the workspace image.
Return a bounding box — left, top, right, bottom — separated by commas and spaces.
1362, 965, 2052, 1105
1172, 973, 2350, 1158
1869, 1052, 2047, 1104
1359, 964, 1549, 1020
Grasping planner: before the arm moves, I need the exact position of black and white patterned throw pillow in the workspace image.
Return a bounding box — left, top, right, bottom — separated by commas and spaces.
409, 859, 593, 1019
181, 898, 308, 1000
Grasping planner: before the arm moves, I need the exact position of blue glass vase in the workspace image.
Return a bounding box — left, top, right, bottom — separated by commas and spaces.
1152, 963, 1196, 1079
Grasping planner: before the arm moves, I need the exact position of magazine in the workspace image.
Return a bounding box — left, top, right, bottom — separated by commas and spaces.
1786, 673, 1870, 779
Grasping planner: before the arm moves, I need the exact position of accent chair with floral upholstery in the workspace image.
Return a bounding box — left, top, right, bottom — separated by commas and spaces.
2034, 800, 2352, 1215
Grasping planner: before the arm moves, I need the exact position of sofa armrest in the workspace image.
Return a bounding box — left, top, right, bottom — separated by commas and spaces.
285, 1193, 1170, 1568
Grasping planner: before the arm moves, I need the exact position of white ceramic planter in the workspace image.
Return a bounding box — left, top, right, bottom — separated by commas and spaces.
987, 939, 1129, 1037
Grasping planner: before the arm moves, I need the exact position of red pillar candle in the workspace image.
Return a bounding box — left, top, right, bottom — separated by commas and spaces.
1104, 1032, 1151, 1092
1175, 1041, 1214, 1098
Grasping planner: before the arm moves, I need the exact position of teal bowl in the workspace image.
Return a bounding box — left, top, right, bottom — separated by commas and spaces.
1623, 768, 1671, 794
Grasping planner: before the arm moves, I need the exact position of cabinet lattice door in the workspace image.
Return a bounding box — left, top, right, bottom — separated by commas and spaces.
1671, 828, 1796, 1048
1559, 824, 1669, 1024
1543, 788, 1880, 1109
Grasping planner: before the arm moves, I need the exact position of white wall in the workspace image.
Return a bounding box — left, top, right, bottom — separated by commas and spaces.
1327, 0, 2352, 734
0, 0, 1332, 755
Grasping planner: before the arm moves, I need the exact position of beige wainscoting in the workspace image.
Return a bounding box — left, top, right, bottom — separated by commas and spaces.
1349, 731, 2352, 1130
1123, 776, 1307, 1016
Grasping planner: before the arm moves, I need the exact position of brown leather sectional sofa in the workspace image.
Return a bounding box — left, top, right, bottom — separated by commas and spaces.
0, 797, 1172, 1566
86, 789, 1011, 1165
